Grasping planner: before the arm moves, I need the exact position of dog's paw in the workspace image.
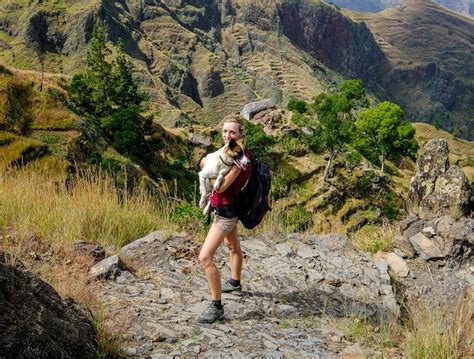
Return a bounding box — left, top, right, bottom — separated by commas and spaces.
199, 197, 207, 209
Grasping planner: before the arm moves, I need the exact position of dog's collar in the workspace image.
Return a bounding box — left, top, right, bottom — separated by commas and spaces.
219, 155, 234, 167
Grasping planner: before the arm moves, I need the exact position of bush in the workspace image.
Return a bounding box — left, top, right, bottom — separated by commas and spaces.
287, 97, 307, 114
244, 120, 275, 162
100, 106, 151, 161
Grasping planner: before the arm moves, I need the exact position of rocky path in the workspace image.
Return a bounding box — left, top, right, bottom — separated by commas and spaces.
94, 231, 400, 358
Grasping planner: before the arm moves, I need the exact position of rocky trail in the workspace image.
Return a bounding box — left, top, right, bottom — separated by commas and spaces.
94, 231, 396, 358
91, 216, 473, 358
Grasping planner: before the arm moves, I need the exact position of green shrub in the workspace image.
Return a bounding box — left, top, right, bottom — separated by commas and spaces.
287, 97, 307, 114
244, 120, 275, 162
170, 201, 207, 231
344, 150, 363, 167
277, 135, 308, 156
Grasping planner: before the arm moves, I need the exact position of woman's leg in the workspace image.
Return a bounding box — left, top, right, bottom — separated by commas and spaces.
199, 224, 227, 300
224, 225, 243, 281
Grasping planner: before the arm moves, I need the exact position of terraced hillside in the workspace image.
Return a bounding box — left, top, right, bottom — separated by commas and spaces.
1, 0, 472, 138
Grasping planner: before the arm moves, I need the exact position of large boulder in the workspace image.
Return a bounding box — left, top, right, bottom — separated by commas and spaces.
408, 138, 472, 219
0, 253, 98, 358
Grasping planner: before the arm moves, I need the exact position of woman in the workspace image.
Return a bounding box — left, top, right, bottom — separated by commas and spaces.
197, 114, 252, 324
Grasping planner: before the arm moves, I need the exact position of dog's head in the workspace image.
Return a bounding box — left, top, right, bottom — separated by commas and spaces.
225, 138, 251, 167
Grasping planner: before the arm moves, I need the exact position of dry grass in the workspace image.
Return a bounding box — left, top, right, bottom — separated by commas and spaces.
349, 223, 396, 253
0, 169, 162, 250
402, 301, 459, 359
0, 168, 209, 356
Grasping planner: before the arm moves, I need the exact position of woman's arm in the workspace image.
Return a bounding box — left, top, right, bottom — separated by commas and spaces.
215, 165, 241, 193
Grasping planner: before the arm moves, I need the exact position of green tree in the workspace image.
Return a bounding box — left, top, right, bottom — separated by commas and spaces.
68, 21, 151, 162
101, 105, 152, 160
110, 42, 148, 109
69, 23, 113, 118
311, 83, 361, 180
355, 101, 418, 173
69, 25, 148, 117
339, 79, 369, 108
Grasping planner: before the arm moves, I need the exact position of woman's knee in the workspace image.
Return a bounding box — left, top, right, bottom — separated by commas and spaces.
199, 251, 214, 269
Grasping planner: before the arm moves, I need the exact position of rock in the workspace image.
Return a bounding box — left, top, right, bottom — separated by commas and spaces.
89, 254, 120, 280
374, 252, 410, 278
452, 285, 474, 358
120, 231, 168, 255
403, 219, 425, 238
408, 233, 444, 260
393, 248, 407, 259
149, 323, 179, 342
307, 233, 350, 251
126, 347, 137, 356
296, 243, 319, 259
240, 98, 275, 120
263, 339, 279, 350
408, 138, 472, 219
0, 253, 98, 358
74, 240, 106, 263
393, 235, 416, 258
301, 127, 314, 135
422, 226, 436, 238
421, 166, 472, 219
189, 133, 212, 147
251, 109, 285, 135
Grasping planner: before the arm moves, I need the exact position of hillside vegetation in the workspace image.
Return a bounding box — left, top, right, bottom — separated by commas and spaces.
0, 0, 472, 139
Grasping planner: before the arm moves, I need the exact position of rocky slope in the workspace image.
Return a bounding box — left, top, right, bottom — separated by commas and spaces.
87, 203, 473, 357
0, 0, 473, 138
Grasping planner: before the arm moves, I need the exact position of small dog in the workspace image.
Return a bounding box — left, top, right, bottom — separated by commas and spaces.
199, 138, 250, 214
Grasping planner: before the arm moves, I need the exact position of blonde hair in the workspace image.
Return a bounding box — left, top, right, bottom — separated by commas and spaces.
221, 113, 245, 137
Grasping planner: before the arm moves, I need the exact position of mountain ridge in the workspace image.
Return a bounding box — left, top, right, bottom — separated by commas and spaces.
0, 0, 472, 138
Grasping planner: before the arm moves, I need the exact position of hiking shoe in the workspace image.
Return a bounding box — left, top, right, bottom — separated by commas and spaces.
197, 303, 224, 324
222, 280, 242, 294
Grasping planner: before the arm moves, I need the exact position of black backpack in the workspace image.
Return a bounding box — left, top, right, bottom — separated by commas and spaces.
237, 159, 271, 229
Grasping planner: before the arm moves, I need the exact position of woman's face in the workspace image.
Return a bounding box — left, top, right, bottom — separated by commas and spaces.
222, 122, 242, 144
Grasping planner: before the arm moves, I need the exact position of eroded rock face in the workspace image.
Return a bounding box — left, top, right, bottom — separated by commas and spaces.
408, 138, 472, 219
0, 253, 98, 358
278, 1, 388, 89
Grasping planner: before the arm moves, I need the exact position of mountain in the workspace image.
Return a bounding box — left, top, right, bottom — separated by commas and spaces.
330, 0, 474, 17
345, 1, 474, 138
0, 0, 472, 138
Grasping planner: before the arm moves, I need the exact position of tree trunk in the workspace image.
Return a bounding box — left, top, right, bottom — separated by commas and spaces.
323, 152, 333, 181
380, 152, 385, 173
